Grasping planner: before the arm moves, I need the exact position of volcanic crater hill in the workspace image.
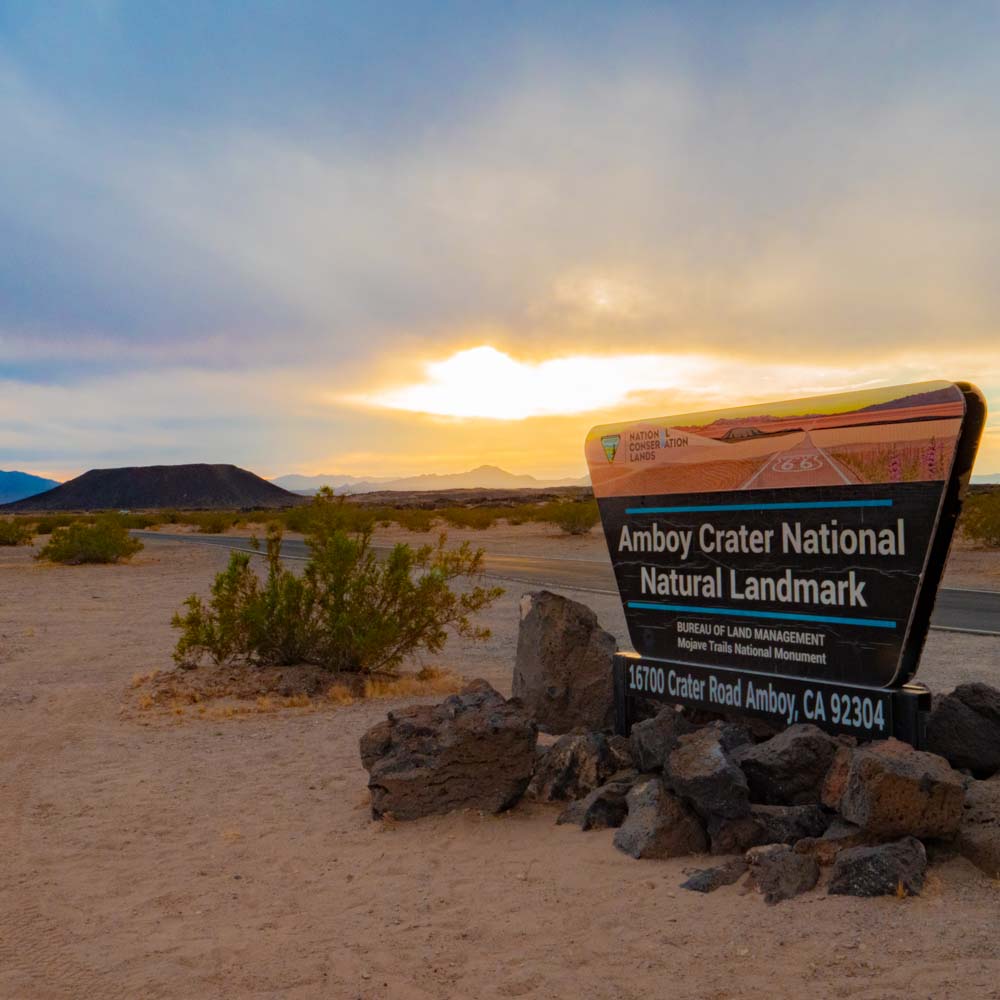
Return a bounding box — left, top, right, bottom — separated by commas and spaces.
0, 464, 309, 512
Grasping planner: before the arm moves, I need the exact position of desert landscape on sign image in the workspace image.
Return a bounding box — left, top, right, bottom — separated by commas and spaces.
587, 381, 966, 498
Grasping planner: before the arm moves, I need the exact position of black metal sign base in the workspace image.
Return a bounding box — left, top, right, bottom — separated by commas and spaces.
612, 651, 931, 747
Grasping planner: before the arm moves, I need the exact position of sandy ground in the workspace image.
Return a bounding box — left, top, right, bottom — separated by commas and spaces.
3, 535, 1000, 999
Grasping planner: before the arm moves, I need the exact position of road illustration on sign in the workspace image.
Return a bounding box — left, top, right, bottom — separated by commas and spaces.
738, 432, 861, 489
586, 381, 966, 497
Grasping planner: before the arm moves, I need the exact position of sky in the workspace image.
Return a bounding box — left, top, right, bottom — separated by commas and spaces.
2, 1, 999, 482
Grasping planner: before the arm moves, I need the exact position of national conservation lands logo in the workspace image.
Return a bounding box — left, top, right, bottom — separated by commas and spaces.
599, 429, 692, 465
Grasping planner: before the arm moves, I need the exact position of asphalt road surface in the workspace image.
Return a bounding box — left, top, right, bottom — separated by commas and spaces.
137, 531, 1000, 636
740, 431, 860, 490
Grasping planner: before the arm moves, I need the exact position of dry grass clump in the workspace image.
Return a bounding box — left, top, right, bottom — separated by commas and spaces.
362, 666, 463, 700
326, 682, 356, 705
127, 660, 463, 721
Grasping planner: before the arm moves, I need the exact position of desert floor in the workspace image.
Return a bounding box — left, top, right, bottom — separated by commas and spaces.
2, 530, 1000, 1000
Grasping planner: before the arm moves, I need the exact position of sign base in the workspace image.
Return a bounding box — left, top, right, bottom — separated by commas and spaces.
612, 651, 931, 747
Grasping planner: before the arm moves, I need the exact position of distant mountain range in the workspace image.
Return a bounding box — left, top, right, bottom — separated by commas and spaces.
0, 470, 60, 504
272, 465, 591, 495
2, 464, 994, 508
1, 464, 307, 511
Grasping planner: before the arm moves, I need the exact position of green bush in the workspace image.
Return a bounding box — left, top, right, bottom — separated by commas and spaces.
33, 514, 86, 535
502, 503, 542, 526
439, 506, 499, 530
172, 526, 317, 667
113, 512, 159, 529
36, 515, 143, 564
275, 492, 374, 535
278, 504, 316, 533
391, 507, 436, 532
190, 511, 239, 534
961, 493, 1000, 548
538, 500, 601, 535
171, 493, 502, 675
0, 519, 34, 546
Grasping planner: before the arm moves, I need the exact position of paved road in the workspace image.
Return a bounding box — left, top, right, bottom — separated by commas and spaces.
136, 531, 1000, 636
740, 431, 860, 490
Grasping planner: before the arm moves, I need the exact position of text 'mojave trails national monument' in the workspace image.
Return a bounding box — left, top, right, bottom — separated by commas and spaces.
586, 381, 986, 744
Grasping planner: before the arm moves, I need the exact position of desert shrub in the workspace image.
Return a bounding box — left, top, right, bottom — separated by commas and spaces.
538, 499, 601, 535
172, 526, 317, 666
172, 493, 502, 675
391, 507, 436, 532
189, 511, 239, 534
502, 503, 542, 526
277, 492, 374, 534
32, 514, 85, 535
36, 515, 143, 564
0, 519, 34, 545
439, 506, 499, 530
231, 509, 283, 529
961, 493, 1000, 548
277, 504, 314, 533
113, 512, 159, 529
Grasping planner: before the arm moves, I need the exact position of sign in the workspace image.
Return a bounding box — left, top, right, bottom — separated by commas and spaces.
587, 381, 986, 740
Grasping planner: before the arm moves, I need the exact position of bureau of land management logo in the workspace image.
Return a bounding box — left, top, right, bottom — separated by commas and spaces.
601, 434, 620, 463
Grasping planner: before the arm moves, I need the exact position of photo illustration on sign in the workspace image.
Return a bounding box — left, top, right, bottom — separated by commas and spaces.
586, 381, 986, 742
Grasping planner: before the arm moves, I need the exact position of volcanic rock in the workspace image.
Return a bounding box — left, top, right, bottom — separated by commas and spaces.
736, 724, 840, 805
926, 684, 1000, 777
528, 732, 631, 803
746, 844, 819, 904
629, 705, 697, 772
667, 722, 751, 820
820, 746, 854, 811
828, 837, 927, 897
681, 858, 748, 893
613, 777, 708, 859
556, 771, 637, 830
707, 804, 830, 854
359, 680, 536, 820
837, 739, 965, 838
957, 774, 1000, 877
513, 591, 617, 734
794, 819, 871, 866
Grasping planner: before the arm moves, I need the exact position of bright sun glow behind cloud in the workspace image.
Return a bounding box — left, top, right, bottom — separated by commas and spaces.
361, 346, 716, 420
353, 345, 925, 422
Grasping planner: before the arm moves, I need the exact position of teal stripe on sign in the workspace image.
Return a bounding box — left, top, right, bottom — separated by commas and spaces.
624, 499, 893, 515
627, 600, 896, 630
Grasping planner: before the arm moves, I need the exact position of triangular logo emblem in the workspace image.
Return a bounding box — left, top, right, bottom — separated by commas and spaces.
601, 434, 620, 463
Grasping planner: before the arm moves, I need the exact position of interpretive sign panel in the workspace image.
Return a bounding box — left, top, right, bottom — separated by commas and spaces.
587, 381, 985, 740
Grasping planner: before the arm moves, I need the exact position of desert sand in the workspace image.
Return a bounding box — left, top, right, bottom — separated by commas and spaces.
3, 532, 1000, 999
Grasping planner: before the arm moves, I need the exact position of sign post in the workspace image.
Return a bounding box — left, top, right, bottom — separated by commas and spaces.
587, 381, 986, 745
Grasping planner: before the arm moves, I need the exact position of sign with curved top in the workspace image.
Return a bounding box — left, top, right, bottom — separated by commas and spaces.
587, 381, 986, 741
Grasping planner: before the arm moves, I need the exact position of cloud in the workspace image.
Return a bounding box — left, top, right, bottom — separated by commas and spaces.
1, 5, 998, 474
3, 13, 1000, 369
